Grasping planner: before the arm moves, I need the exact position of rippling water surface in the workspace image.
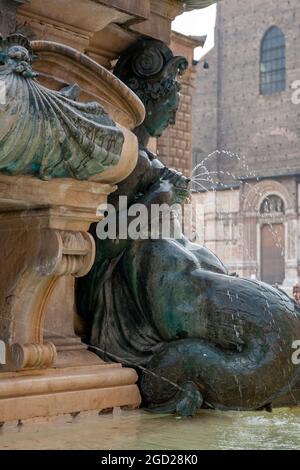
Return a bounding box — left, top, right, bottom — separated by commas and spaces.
0, 408, 299, 450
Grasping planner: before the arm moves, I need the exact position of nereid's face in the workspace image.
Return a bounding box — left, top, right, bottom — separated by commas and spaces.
144, 86, 180, 138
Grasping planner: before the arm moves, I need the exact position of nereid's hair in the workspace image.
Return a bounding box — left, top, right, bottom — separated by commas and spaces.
126, 76, 181, 105
114, 39, 188, 106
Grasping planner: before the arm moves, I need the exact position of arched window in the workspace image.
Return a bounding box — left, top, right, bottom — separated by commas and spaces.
260, 26, 286, 95
260, 195, 285, 214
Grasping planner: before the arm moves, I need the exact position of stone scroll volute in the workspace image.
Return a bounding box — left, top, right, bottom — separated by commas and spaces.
0, 34, 145, 373
0, 223, 95, 371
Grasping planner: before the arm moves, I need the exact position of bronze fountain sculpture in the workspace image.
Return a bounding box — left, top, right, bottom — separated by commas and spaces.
6, 0, 298, 424
0, 34, 125, 180
76, 39, 300, 416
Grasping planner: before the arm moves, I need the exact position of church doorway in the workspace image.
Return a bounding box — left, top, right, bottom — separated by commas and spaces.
260, 223, 285, 285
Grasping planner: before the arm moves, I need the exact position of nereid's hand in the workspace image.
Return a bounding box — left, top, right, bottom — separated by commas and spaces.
161, 168, 190, 189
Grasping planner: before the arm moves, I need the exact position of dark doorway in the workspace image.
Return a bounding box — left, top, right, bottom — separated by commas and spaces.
261, 223, 285, 285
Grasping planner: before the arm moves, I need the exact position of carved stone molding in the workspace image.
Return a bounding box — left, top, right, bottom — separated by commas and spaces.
0, 5, 147, 420
0, 364, 141, 422
10, 341, 57, 370
0, 175, 114, 372
0, 223, 96, 371
241, 179, 294, 215
0, 0, 27, 37
0, 173, 142, 420
38, 230, 95, 278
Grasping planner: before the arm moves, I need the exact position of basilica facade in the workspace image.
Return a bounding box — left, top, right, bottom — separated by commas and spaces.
192, 0, 300, 286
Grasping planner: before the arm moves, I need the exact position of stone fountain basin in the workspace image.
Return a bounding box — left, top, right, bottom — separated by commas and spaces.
31, 41, 145, 184
31, 41, 145, 130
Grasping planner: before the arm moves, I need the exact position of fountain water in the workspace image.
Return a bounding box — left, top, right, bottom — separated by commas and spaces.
191, 149, 289, 273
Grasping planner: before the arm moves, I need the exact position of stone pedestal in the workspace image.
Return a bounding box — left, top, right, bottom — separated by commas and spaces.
0, 0, 228, 422
0, 175, 141, 421
0, 365, 140, 422
0, 7, 145, 419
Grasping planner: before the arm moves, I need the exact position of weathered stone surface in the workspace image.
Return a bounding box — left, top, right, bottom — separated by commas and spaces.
193, 0, 300, 182
192, 0, 300, 283
15, 1, 218, 63
0, 365, 141, 422
0, 173, 141, 421
0, 18, 145, 420
0, 0, 27, 37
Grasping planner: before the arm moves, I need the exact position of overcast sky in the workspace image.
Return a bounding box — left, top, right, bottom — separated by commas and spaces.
172, 4, 217, 60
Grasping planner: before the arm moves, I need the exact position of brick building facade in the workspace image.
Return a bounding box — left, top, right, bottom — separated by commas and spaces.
157, 32, 201, 177
192, 0, 300, 286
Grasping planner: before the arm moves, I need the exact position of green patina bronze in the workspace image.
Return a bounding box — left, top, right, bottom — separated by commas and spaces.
76, 39, 300, 416
114, 40, 188, 141
0, 34, 124, 180
183, 0, 219, 10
